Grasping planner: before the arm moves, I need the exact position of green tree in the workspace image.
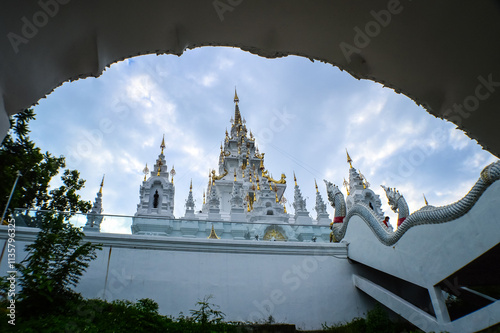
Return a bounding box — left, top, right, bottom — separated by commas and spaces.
190, 295, 226, 326
14, 212, 101, 314
0, 109, 91, 218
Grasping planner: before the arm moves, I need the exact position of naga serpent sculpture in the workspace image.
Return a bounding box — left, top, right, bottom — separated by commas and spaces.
323, 180, 346, 224
381, 185, 409, 227
325, 160, 500, 246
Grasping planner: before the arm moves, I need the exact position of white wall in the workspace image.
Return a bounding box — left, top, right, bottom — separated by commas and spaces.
0, 228, 370, 330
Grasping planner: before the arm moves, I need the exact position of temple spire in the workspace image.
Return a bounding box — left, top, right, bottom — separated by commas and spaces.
343, 178, 350, 196
99, 174, 105, 194
143, 163, 149, 181
234, 88, 239, 104
233, 89, 242, 125
160, 134, 166, 155
423, 193, 429, 206
315, 179, 318, 193
346, 149, 353, 168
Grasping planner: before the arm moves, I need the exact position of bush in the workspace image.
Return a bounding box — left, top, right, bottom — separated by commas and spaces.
322, 303, 423, 333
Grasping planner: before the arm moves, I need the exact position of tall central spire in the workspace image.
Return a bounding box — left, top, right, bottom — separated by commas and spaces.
160, 134, 166, 155
233, 88, 242, 125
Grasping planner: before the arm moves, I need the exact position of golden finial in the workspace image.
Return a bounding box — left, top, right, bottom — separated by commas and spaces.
208, 172, 212, 191
208, 224, 220, 239
283, 204, 287, 214
170, 165, 176, 183
234, 168, 237, 182
220, 143, 223, 151
294, 172, 297, 186
234, 88, 239, 104
249, 171, 253, 183
99, 175, 105, 194
343, 178, 350, 196
423, 193, 429, 206
160, 134, 166, 155
315, 179, 318, 193
156, 160, 162, 176
189, 179, 192, 191
143, 163, 149, 181
225, 128, 228, 137
203, 191, 206, 204
346, 149, 353, 168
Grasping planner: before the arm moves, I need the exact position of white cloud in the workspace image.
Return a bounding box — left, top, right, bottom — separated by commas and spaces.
201, 73, 217, 87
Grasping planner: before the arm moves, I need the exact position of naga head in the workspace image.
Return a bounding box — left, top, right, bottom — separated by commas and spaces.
381, 185, 402, 213
324, 179, 343, 207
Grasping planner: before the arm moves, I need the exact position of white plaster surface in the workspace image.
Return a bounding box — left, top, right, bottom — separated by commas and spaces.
344, 181, 500, 288
0, 228, 369, 330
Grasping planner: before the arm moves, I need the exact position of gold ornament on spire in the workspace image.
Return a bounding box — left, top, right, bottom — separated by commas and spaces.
99, 174, 105, 194
143, 163, 149, 181
170, 165, 176, 183
359, 170, 369, 189
294, 172, 297, 186
203, 191, 206, 204
157, 160, 162, 176
423, 193, 429, 206
346, 149, 353, 168
343, 178, 350, 196
234, 88, 239, 104
160, 134, 166, 155
189, 179, 192, 191
315, 179, 318, 193
234, 168, 237, 182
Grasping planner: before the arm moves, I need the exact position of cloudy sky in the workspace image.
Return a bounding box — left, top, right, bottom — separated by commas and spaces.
30, 47, 496, 233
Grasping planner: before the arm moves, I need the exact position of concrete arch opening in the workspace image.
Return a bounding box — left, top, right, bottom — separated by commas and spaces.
1, 1, 500, 157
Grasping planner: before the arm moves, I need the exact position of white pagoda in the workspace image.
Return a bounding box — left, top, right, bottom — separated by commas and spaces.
130, 91, 331, 241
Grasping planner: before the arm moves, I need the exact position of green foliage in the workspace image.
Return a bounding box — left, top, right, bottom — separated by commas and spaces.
0, 109, 91, 218
365, 303, 393, 333
0, 297, 243, 333
14, 212, 101, 314
322, 303, 423, 333
190, 294, 226, 326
